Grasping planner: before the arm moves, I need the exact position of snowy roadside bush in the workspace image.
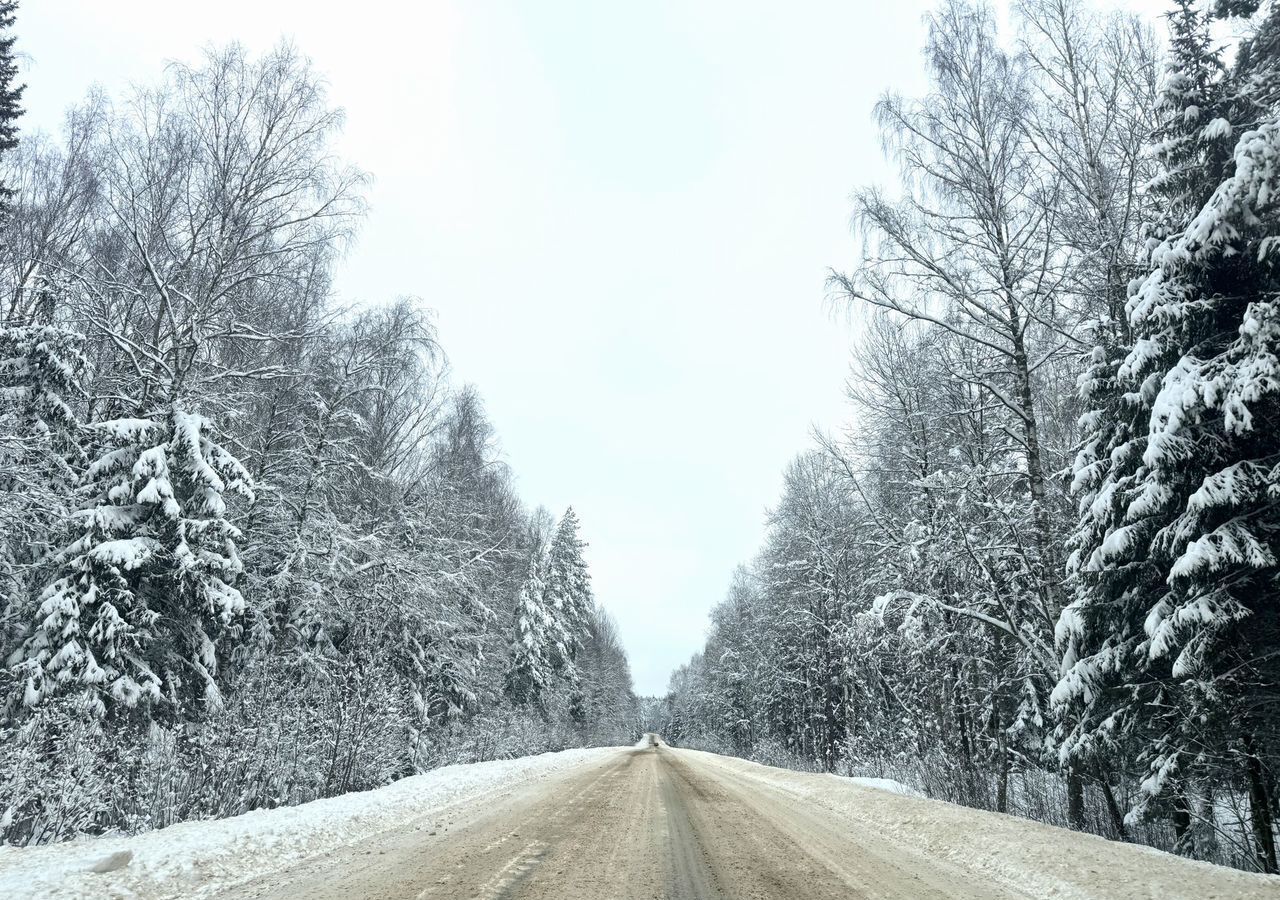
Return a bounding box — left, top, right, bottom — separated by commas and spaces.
0, 698, 112, 846
747, 737, 826, 774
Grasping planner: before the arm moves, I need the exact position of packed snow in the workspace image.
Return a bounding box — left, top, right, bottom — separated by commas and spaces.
845, 776, 923, 797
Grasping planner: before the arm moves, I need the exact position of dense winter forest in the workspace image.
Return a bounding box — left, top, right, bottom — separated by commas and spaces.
662, 0, 1280, 876
0, 2, 637, 845
3, 0, 1280, 885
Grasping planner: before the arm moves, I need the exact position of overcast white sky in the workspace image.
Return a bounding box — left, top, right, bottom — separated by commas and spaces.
20, 0, 1166, 696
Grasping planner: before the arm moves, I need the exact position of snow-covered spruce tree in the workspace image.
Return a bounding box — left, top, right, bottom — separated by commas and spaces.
0, 315, 86, 481
0, 320, 85, 450
1057, 0, 1280, 870
543, 507, 593, 678
504, 553, 555, 706
505, 507, 593, 712
12, 405, 254, 718
0, 315, 87, 698
0, 0, 22, 207
1055, 0, 1230, 843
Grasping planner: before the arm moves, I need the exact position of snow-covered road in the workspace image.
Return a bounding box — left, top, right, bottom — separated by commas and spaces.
4, 745, 1278, 899
0, 747, 615, 900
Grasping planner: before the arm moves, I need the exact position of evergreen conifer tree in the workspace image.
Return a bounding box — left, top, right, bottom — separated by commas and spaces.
505, 507, 595, 706
543, 507, 593, 677
0, 321, 86, 451
1058, 0, 1280, 869
504, 554, 554, 706
0, 317, 87, 679
0, 1, 23, 205
12, 406, 254, 719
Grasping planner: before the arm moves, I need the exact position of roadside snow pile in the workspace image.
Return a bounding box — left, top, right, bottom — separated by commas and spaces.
688, 750, 1280, 900
0, 747, 615, 900
845, 776, 923, 797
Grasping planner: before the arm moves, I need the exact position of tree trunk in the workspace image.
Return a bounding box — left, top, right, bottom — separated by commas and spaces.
1173, 789, 1192, 848
1066, 768, 1086, 830
1243, 732, 1278, 874
1101, 778, 1130, 842
996, 748, 1010, 814
995, 721, 1010, 814
1007, 323, 1064, 627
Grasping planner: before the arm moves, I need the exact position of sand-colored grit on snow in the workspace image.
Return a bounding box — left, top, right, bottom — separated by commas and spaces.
222, 747, 1278, 899
5, 745, 1279, 899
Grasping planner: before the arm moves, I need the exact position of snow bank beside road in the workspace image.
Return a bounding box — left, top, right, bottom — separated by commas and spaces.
846, 776, 923, 797
0, 747, 617, 900
687, 750, 1280, 900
